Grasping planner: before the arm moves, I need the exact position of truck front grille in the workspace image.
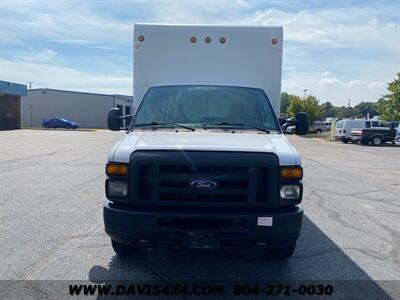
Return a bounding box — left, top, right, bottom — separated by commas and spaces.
158, 165, 250, 203
130, 151, 279, 207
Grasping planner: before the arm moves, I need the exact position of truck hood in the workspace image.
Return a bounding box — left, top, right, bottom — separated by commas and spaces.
109, 131, 301, 166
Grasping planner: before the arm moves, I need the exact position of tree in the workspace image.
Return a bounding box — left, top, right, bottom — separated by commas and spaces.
288, 95, 323, 124
280, 92, 290, 113
333, 106, 354, 119
377, 72, 400, 121
287, 95, 303, 118
353, 101, 379, 118
301, 96, 324, 124
321, 101, 336, 119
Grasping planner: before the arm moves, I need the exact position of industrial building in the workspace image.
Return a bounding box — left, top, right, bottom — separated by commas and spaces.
0, 80, 27, 130
22, 88, 132, 128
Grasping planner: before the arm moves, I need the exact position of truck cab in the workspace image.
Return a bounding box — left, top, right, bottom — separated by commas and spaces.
103, 24, 308, 259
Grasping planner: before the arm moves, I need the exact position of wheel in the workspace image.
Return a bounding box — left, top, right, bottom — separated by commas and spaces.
66, 125, 72, 129
351, 139, 358, 144
361, 139, 369, 145
371, 136, 383, 146
111, 239, 138, 257
342, 138, 349, 143
315, 129, 322, 134
264, 243, 296, 259
44, 124, 50, 128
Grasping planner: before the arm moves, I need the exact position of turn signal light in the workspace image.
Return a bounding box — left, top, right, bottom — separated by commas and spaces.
106, 163, 129, 176
280, 166, 303, 180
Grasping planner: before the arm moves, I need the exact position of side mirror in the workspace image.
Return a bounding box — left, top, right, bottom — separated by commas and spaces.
295, 112, 310, 135
107, 108, 123, 131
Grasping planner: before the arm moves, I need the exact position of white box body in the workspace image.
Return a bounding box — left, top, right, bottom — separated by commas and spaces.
133, 24, 283, 114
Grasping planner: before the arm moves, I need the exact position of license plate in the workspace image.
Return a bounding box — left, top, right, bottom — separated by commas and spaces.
186, 232, 220, 248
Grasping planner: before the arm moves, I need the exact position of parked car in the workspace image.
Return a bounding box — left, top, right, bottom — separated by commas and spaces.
335, 119, 380, 143
284, 125, 296, 134
361, 122, 399, 146
42, 118, 79, 129
309, 121, 327, 134
281, 117, 296, 134
324, 121, 332, 131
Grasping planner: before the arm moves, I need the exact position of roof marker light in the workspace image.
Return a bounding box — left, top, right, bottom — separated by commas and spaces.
138, 35, 144, 42
220, 37, 226, 44
272, 38, 278, 45
190, 36, 197, 43
205, 37, 211, 43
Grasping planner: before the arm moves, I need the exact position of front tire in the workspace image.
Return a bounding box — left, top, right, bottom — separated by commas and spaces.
264, 243, 296, 259
342, 138, 350, 143
372, 136, 383, 146
316, 129, 322, 134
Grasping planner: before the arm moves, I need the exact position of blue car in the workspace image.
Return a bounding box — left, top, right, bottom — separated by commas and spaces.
42, 118, 79, 129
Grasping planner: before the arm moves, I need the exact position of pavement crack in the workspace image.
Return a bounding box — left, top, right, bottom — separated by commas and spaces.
311, 190, 392, 245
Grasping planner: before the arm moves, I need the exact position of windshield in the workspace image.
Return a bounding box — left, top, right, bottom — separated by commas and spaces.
132, 85, 279, 131
336, 121, 343, 128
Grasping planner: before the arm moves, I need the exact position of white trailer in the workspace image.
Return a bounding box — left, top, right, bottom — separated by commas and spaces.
133, 24, 283, 115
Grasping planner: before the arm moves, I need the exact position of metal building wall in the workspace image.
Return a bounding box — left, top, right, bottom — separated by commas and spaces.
0, 80, 27, 130
22, 89, 132, 128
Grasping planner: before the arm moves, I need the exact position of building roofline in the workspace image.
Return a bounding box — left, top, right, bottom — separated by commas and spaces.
28, 88, 132, 100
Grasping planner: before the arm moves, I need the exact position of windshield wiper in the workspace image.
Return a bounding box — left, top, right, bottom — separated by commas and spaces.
202, 122, 270, 133
132, 122, 195, 131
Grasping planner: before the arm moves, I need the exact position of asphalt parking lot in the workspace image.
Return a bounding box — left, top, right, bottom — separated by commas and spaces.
1, 130, 400, 298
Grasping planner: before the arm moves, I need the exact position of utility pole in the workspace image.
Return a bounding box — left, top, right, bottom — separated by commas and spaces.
303, 89, 308, 99
347, 99, 351, 107
28, 82, 34, 90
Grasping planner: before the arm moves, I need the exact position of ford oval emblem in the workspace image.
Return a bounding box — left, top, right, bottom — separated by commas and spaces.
190, 179, 217, 191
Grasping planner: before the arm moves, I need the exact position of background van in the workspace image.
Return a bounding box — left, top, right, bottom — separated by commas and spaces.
335, 119, 380, 143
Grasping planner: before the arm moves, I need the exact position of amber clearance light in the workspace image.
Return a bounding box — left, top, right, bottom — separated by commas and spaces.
106, 163, 129, 176
280, 166, 303, 180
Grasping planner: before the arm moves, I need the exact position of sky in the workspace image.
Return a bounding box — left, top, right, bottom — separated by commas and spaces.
0, 0, 399, 106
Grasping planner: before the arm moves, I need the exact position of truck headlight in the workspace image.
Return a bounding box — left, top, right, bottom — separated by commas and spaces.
106, 180, 128, 198
280, 185, 301, 200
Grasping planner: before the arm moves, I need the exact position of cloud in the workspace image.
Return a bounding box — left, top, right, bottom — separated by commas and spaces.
0, 59, 132, 95
283, 70, 392, 105
50, 39, 100, 45
319, 77, 341, 86
14, 49, 64, 65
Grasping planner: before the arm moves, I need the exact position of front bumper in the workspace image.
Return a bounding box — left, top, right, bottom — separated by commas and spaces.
350, 136, 362, 142
104, 202, 303, 249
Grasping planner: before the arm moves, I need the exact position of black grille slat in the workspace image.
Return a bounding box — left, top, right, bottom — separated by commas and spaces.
159, 193, 246, 203
131, 151, 279, 207
159, 173, 248, 181
159, 187, 248, 194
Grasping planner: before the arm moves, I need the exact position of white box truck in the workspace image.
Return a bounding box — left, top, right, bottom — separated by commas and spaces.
104, 24, 309, 259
